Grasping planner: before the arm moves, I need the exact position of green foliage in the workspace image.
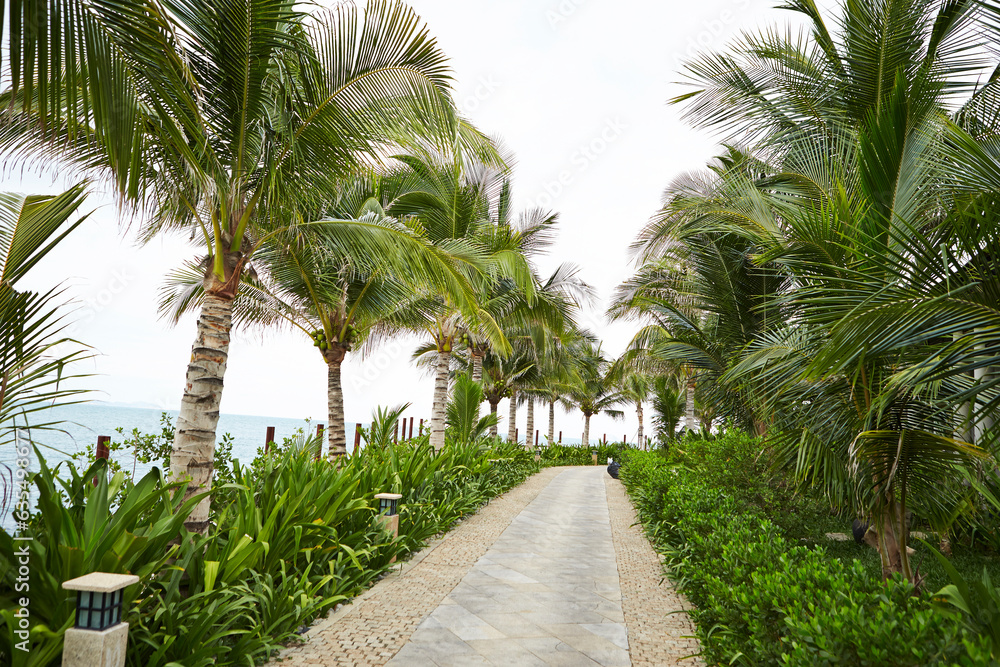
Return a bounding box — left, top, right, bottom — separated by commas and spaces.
0, 186, 92, 452
0, 427, 538, 666
540, 443, 629, 467
363, 404, 411, 450
0, 450, 202, 664
618, 432, 993, 666
446, 374, 499, 444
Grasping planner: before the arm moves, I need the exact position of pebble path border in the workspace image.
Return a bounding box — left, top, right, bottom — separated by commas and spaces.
604, 475, 705, 666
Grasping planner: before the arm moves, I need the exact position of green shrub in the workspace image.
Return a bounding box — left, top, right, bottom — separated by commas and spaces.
617, 433, 991, 666
540, 442, 630, 466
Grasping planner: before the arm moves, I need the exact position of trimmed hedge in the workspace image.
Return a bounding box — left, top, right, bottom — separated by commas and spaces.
618, 433, 994, 666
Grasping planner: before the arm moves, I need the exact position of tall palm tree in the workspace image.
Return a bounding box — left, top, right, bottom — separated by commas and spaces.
655, 0, 1000, 579
385, 151, 546, 451
161, 182, 480, 457
566, 344, 624, 448
611, 370, 651, 448
3, 0, 478, 529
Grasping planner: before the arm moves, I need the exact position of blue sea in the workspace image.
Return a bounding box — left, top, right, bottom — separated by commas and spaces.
7, 403, 329, 468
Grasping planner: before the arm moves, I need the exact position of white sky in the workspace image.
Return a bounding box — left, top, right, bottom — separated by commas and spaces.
8, 0, 829, 442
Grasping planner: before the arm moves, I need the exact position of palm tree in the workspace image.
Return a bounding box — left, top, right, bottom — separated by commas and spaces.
384, 151, 548, 451
447, 374, 499, 445
651, 375, 685, 445
0, 187, 91, 450
566, 344, 625, 448
656, 0, 1000, 579
611, 370, 651, 448
161, 181, 480, 457
479, 351, 535, 438
3, 0, 478, 529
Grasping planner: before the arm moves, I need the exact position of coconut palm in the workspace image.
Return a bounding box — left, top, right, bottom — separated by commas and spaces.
160, 181, 481, 457
0, 186, 91, 451
653, 0, 1000, 579
651, 375, 685, 444
565, 344, 624, 448
610, 370, 651, 448
384, 150, 549, 451
2, 0, 482, 529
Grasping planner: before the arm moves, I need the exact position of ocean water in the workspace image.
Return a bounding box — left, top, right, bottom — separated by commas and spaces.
7, 403, 328, 468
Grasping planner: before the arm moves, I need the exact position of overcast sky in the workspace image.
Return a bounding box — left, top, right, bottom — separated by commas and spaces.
9, 0, 829, 442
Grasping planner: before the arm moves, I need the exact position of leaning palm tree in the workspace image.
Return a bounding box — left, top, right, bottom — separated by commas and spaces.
0, 186, 92, 452
160, 186, 480, 457
2, 0, 482, 529
384, 149, 545, 451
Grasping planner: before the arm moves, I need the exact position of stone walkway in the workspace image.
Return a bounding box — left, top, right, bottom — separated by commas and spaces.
274, 467, 702, 667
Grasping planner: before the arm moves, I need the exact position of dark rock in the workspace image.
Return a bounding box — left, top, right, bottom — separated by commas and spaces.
851, 519, 869, 545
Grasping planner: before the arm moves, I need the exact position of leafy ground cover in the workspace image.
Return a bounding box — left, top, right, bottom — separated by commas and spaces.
618, 432, 998, 666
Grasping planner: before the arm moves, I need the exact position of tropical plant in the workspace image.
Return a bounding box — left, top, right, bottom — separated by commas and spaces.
446, 374, 499, 445
650, 374, 685, 444
621, 0, 1000, 580
160, 175, 481, 457
364, 404, 411, 450
385, 154, 556, 450
2, 0, 482, 529
0, 186, 91, 454
565, 343, 625, 447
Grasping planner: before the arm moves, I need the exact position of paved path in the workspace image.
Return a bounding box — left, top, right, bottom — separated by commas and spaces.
275, 467, 702, 667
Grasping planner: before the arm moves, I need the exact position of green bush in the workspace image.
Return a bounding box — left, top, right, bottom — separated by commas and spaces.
540, 442, 630, 467
617, 433, 991, 666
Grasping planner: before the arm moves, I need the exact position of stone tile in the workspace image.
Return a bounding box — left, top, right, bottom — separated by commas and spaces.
466, 639, 549, 667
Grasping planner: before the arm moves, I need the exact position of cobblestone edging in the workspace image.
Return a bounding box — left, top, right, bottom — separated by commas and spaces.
274, 467, 568, 667
604, 476, 705, 666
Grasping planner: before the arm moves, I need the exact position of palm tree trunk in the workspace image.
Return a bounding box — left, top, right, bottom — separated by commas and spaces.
636, 401, 644, 449
507, 389, 517, 442
326, 352, 347, 459
525, 398, 534, 450
582, 412, 591, 448
430, 350, 450, 451
170, 292, 232, 533
686, 375, 696, 434
547, 400, 555, 444
876, 498, 906, 580
472, 353, 483, 383
489, 401, 499, 437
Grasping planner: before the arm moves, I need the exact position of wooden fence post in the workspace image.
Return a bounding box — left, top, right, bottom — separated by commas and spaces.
265, 426, 275, 453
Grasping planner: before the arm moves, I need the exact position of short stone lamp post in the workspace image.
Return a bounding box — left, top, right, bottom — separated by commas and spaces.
534, 446, 541, 463
62, 572, 139, 667
591, 449, 599, 465
375, 493, 402, 563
